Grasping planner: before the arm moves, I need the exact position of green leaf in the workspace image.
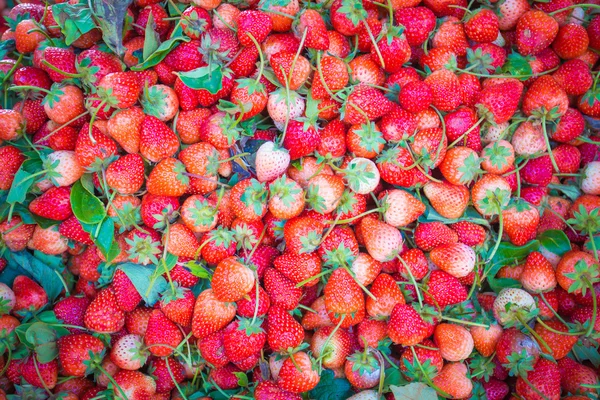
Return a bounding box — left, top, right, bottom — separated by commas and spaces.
176, 64, 223, 94
501, 53, 533, 81
119, 263, 168, 306
52, 2, 97, 46
142, 12, 160, 61
308, 370, 353, 400
95, 218, 119, 263
486, 240, 540, 293
24, 322, 59, 363
390, 383, 438, 400
6, 251, 65, 302
132, 34, 190, 71
539, 229, 571, 256
571, 340, 600, 368
0, 39, 15, 63
7, 160, 40, 205
31, 214, 61, 229
70, 180, 106, 225
90, 0, 134, 57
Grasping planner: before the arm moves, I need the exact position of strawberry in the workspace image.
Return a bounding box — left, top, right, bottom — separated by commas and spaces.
111, 269, 142, 312
140, 194, 179, 230
399, 81, 433, 113
147, 158, 189, 197
324, 268, 365, 327
107, 107, 144, 154
430, 242, 476, 278
57, 334, 105, 377
414, 222, 458, 252
295, 9, 329, 50
423, 69, 462, 112
553, 23, 589, 60
464, 8, 499, 43
97, 72, 141, 109
222, 318, 266, 363
237, 10, 272, 46
0, 109, 24, 141
15, 19, 45, 53
395, 7, 436, 46
515, 358, 561, 400
43, 84, 86, 126
470, 322, 502, 357
277, 352, 320, 393
112, 370, 156, 399
21, 356, 58, 389
14, 99, 46, 134
29, 186, 72, 221
366, 273, 405, 318
144, 309, 183, 357
264, 267, 302, 310
344, 348, 382, 389
282, 120, 321, 160
84, 287, 125, 333
387, 303, 436, 346
451, 221, 486, 247
475, 79, 523, 124
516, 11, 559, 56
553, 59, 593, 96
400, 338, 444, 378
502, 200, 540, 246
310, 325, 352, 370
192, 289, 236, 339
342, 85, 394, 125
534, 319, 577, 360
125, 307, 153, 336
312, 56, 349, 100
267, 305, 305, 352
372, 25, 411, 73
106, 154, 145, 195
398, 248, 429, 280
256, 141, 290, 182
349, 55, 385, 86
148, 356, 186, 394
75, 123, 118, 169
423, 181, 470, 220
274, 252, 321, 287
139, 115, 179, 162
582, 161, 600, 195
522, 75, 569, 119
424, 270, 468, 308
53, 295, 90, 333
492, 288, 536, 326
271, 51, 310, 90
306, 174, 344, 214
557, 357, 598, 395
12, 275, 47, 315
432, 363, 473, 399
110, 334, 148, 370
434, 323, 474, 361
229, 79, 268, 121
176, 108, 211, 144
360, 217, 403, 262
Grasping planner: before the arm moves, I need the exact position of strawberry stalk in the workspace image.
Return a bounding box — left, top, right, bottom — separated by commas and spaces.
37, 110, 91, 143
41, 60, 81, 79
520, 375, 551, 400
582, 276, 598, 337
316, 51, 341, 101
184, 172, 232, 188
515, 314, 553, 353
327, 208, 383, 225
486, 212, 504, 264
9, 85, 53, 95
1, 53, 23, 85
397, 255, 424, 307
296, 269, 333, 287
213, 9, 237, 32
342, 266, 377, 300
405, 145, 442, 183
448, 117, 485, 148
165, 356, 187, 399
315, 315, 346, 371
540, 116, 561, 173
535, 318, 583, 336
549, 3, 600, 15
32, 356, 53, 397
409, 346, 451, 398
363, 21, 385, 69
440, 315, 489, 328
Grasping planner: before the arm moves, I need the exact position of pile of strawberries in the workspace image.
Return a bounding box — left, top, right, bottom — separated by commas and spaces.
1, 0, 600, 398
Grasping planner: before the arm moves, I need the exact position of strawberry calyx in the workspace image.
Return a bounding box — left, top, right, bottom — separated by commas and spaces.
125, 231, 162, 265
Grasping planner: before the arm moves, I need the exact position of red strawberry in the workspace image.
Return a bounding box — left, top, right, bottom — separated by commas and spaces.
267, 305, 305, 352
75, 124, 118, 168
414, 222, 458, 252
106, 154, 145, 195
387, 303, 436, 346
515, 358, 561, 400
264, 267, 302, 310
97, 72, 141, 109
502, 200, 540, 246
475, 79, 523, 124
424, 270, 468, 308
112, 370, 157, 399
522, 75, 569, 119
451, 221, 486, 247
395, 7, 436, 46
139, 115, 179, 163
423, 69, 462, 112
57, 334, 105, 377
0, 146, 25, 190
84, 287, 125, 333
192, 289, 236, 339
237, 10, 272, 46
277, 352, 320, 393
282, 120, 321, 160
21, 356, 58, 389
516, 11, 558, 56
159, 285, 195, 327
53, 295, 90, 333
342, 85, 394, 125
295, 9, 329, 50
29, 186, 72, 221
144, 309, 183, 357
12, 275, 48, 315
111, 269, 142, 312
223, 318, 266, 363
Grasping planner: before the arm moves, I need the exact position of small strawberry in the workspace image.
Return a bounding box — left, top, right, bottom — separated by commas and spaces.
387, 303, 436, 346
515, 359, 561, 400
414, 222, 458, 252
144, 309, 183, 357
267, 305, 305, 352
146, 158, 190, 197
424, 270, 468, 308
237, 10, 272, 46
111, 269, 142, 312
256, 141, 290, 182
295, 9, 329, 50
29, 186, 72, 221
139, 115, 180, 162
277, 352, 320, 393
57, 333, 105, 377
84, 287, 125, 333
423, 181, 470, 220
434, 323, 474, 361
112, 370, 157, 399
360, 217, 403, 262
423, 69, 462, 112
502, 199, 540, 246
106, 154, 145, 195
159, 285, 195, 327
107, 107, 144, 154
516, 11, 559, 56
110, 334, 148, 370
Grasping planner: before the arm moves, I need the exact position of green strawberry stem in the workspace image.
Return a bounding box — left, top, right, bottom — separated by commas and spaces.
534, 318, 584, 336
297, 304, 317, 313
244, 32, 265, 86
342, 266, 377, 301
54, 268, 70, 296
588, 229, 600, 263
539, 292, 571, 326
9, 85, 53, 95
41, 60, 82, 79
515, 314, 552, 353
327, 208, 383, 225
88, 100, 107, 143
410, 346, 451, 398
581, 383, 600, 389
296, 269, 332, 287
451, 66, 559, 80
415, 342, 439, 351
448, 117, 485, 148
184, 173, 231, 188
315, 315, 346, 371
520, 375, 551, 400
576, 136, 600, 145
165, 357, 188, 400
94, 362, 129, 399
213, 9, 237, 32
160, 224, 177, 294
549, 3, 600, 15
32, 356, 54, 397
320, 213, 343, 244
486, 212, 504, 263
405, 145, 442, 183
364, 22, 385, 69
218, 152, 250, 163
1, 53, 23, 85
37, 110, 91, 143
582, 276, 597, 337
372, 0, 394, 23
316, 51, 342, 101
397, 255, 424, 307
541, 116, 560, 173
440, 316, 489, 328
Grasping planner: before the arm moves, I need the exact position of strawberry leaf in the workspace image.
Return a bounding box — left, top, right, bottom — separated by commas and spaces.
308, 369, 353, 400
52, 2, 97, 46
501, 53, 533, 81
176, 64, 223, 94
538, 229, 571, 257
119, 262, 168, 306
390, 382, 438, 400
142, 11, 160, 61
90, 0, 133, 56
4, 251, 65, 302
132, 32, 190, 71
70, 180, 106, 225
